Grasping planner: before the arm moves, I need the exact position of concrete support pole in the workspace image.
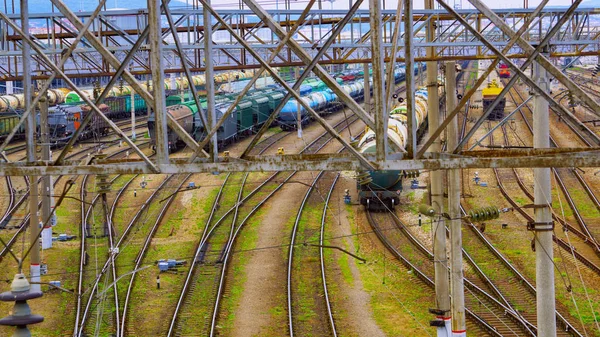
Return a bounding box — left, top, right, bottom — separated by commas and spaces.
130, 64, 136, 141
295, 67, 302, 138
148, 0, 170, 164
445, 62, 465, 337
370, 0, 387, 161
533, 55, 556, 337
363, 61, 371, 114
403, 0, 416, 158
39, 93, 53, 250
6, 81, 13, 94
22, 0, 41, 292
204, 1, 218, 162
426, 0, 450, 334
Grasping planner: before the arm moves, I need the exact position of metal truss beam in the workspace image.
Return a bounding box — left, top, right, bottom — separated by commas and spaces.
468, 0, 600, 120
415, 0, 548, 158
241, 0, 377, 132
2, 149, 600, 176
50, 0, 208, 160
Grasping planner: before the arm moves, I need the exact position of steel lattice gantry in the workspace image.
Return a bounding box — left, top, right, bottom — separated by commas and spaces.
0, 0, 598, 176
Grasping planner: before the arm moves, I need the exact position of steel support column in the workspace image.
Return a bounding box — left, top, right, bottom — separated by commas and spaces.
468, 0, 600, 120
198, 0, 375, 169
190, 0, 316, 161
404, 0, 416, 158
416, 0, 549, 158
370, 0, 388, 160
384, 0, 403, 107
22, 0, 41, 292
149, 0, 170, 164
50, 0, 205, 160
364, 60, 371, 114
533, 53, 556, 337
445, 61, 465, 337
455, 0, 585, 152
203, 0, 218, 162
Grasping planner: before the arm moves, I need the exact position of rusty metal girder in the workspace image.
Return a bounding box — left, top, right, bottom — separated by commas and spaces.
0, 150, 599, 176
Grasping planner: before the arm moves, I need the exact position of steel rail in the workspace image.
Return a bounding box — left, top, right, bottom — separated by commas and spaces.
365, 211, 502, 336
74, 147, 149, 337
77, 173, 174, 336
119, 173, 191, 337
319, 173, 340, 337
504, 81, 600, 254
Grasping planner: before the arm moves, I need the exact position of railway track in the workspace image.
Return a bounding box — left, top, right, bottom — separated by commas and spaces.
366, 210, 522, 336
165, 74, 413, 336
463, 125, 583, 334
504, 83, 600, 262
167, 112, 362, 337
74, 145, 151, 337
0, 141, 134, 259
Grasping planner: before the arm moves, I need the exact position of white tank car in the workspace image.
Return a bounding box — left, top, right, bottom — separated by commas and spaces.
356, 79, 444, 209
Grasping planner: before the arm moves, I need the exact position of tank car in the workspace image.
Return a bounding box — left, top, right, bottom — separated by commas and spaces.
0, 88, 69, 112
356, 82, 441, 210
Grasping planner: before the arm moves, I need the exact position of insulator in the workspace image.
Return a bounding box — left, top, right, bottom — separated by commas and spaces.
356, 171, 373, 185
401, 170, 420, 179
468, 206, 500, 222
418, 204, 436, 217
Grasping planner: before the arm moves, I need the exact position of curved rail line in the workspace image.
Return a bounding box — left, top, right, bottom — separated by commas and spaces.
366, 210, 512, 336
504, 82, 600, 260
167, 105, 365, 336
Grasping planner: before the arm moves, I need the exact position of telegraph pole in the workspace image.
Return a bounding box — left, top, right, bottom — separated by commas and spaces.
39, 88, 53, 250
296, 67, 302, 138
426, 0, 451, 334
533, 50, 556, 337
22, 0, 41, 293
130, 63, 136, 142
445, 61, 465, 337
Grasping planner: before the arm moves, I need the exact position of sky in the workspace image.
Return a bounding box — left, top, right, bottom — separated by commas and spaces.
3, 0, 595, 13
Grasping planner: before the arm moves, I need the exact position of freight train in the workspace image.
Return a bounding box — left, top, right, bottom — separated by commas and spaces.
277, 66, 414, 130
45, 94, 148, 144
356, 61, 469, 209
0, 70, 270, 113
356, 81, 442, 209
148, 64, 422, 151
0, 70, 273, 142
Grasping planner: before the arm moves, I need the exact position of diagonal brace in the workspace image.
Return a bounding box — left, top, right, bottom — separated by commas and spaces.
198, 0, 375, 170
